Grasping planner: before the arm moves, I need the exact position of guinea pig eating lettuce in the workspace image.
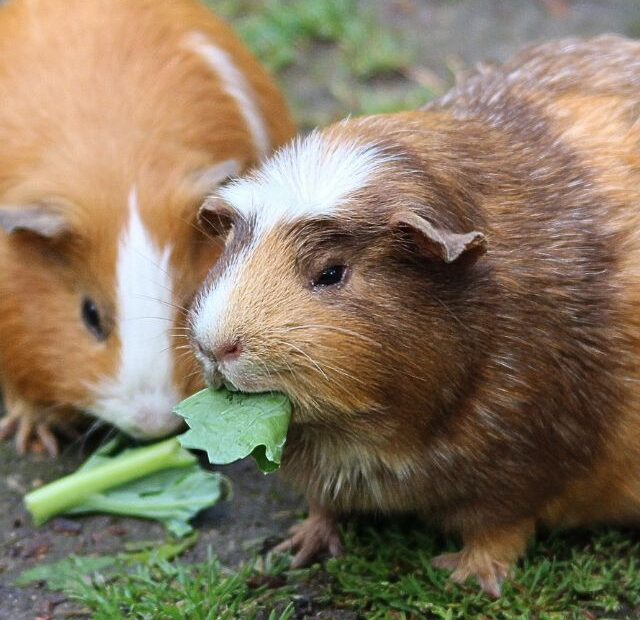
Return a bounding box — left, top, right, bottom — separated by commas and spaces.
0, 0, 294, 455
188, 35, 640, 596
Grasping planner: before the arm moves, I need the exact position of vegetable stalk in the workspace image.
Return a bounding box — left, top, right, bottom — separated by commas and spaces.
25, 437, 195, 525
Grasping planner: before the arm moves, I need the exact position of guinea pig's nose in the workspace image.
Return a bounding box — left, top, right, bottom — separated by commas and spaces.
212, 339, 242, 363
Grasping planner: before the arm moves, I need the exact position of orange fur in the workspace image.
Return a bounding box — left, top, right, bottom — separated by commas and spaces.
0, 0, 295, 453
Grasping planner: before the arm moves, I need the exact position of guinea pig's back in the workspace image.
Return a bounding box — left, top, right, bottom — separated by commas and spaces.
435, 36, 640, 523
433, 36, 640, 229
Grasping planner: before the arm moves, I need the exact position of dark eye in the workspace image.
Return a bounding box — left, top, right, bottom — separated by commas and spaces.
312, 265, 347, 288
82, 297, 106, 341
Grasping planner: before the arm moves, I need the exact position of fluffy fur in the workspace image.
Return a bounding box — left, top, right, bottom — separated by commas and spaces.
0, 0, 295, 454
190, 35, 640, 595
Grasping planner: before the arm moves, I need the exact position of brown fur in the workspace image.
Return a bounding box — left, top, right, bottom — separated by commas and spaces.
192, 35, 640, 593
0, 0, 295, 453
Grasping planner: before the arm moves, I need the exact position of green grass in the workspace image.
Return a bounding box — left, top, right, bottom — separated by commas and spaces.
64, 552, 296, 620
60, 520, 640, 619
213, 0, 409, 77
324, 522, 640, 619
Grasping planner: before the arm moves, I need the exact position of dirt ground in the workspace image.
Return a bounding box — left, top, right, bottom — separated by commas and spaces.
0, 446, 304, 619
3, 1, 640, 619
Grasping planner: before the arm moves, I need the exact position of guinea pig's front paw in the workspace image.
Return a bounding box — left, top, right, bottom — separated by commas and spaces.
0, 400, 79, 457
272, 502, 343, 568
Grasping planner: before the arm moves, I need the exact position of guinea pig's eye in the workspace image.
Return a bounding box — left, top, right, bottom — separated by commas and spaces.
81, 297, 106, 341
312, 265, 347, 288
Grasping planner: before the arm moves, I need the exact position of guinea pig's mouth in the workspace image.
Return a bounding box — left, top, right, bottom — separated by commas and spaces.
203, 366, 224, 390
207, 363, 293, 398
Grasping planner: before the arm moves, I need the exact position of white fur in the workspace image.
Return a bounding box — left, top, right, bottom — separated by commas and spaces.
190, 159, 241, 197
90, 188, 182, 438
186, 31, 270, 159
190, 245, 250, 353
219, 132, 390, 238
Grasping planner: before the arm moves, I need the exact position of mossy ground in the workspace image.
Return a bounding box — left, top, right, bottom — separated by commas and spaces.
57, 521, 640, 619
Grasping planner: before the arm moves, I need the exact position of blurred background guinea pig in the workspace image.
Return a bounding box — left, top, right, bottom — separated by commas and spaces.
0, 0, 295, 455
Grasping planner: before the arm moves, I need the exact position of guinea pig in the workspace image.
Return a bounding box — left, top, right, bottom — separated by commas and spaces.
0, 0, 295, 455
188, 35, 640, 596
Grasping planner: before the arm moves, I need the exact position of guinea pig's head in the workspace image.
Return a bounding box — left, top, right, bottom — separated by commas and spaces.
0, 159, 239, 439
189, 116, 490, 429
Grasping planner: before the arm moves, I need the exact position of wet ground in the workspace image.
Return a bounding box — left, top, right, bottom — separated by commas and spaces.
4, 1, 640, 618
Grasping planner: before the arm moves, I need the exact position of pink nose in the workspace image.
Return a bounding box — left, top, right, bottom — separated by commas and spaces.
213, 339, 242, 363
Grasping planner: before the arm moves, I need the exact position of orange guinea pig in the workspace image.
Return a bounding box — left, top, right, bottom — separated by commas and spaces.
189, 36, 640, 596
0, 0, 295, 455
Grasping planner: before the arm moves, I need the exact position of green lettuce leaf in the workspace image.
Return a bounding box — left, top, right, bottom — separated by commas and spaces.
68, 466, 227, 537
175, 388, 292, 473
25, 437, 227, 536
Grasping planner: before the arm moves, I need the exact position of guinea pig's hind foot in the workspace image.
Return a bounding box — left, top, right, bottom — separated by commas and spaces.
432, 519, 534, 598
432, 549, 510, 598
0, 399, 79, 457
271, 501, 343, 568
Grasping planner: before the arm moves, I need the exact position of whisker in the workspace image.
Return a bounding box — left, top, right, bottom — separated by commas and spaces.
133, 248, 173, 281
189, 215, 226, 247
73, 418, 110, 456
282, 342, 329, 381
183, 368, 205, 383
280, 324, 382, 347
133, 294, 190, 315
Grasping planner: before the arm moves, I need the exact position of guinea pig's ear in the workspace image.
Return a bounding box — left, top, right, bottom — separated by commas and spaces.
189, 159, 241, 198
391, 210, 487, 264
0, 203, 71, 238
198, 196, 235, 237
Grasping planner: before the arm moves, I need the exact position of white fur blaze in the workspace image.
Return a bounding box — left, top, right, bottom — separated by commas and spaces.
190, 245, 251, 363
90, 188, 182, 438
185, 31, 270, 160
218, 132, 393, 238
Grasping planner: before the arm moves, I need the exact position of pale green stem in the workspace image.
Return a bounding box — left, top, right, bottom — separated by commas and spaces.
25, 438, 195, 525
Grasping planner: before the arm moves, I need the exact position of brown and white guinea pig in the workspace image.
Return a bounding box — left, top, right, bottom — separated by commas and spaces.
188, 35, 640, 596
0, 0, 295, 455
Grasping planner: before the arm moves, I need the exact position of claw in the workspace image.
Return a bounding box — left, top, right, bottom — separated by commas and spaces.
431, 551, 462, 572
272, 503, 342, 568
36, 423, 60, 457
0, 398, 78, 457
16, 415, 35, 455
432, 520, 533, 597
432, 549, 508, 598
0, 415, 18, 440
